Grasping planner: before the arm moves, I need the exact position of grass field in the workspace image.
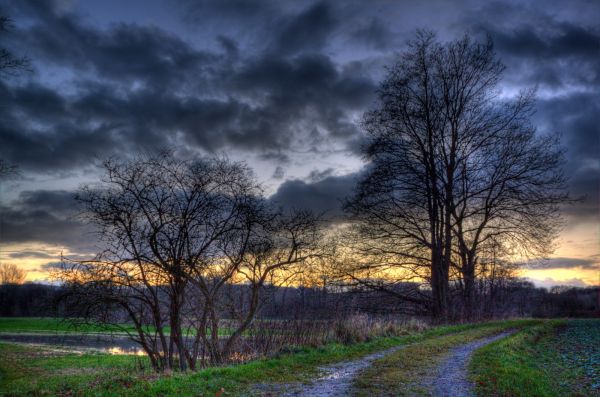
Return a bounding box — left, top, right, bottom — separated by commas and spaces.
0, 318, 137, 334
352, 319, 540, 396
471, 318, 600, 397
0, 318, 598, 396
0, 319, 505, 396
0, 317, 232, 336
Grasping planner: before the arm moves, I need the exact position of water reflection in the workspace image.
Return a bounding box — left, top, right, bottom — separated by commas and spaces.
0, 333, 145, 355
105, 346, 147, 355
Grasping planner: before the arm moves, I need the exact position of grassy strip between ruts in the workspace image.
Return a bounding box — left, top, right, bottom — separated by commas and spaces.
470, 318, 600, 397
351, 318, 542, 396
1, 319, 536, 397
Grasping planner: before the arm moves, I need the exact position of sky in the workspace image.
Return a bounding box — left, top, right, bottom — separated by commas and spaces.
0, 0, 598, 288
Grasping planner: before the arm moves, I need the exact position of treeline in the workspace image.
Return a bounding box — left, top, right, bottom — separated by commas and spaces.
2, 281, 597, 319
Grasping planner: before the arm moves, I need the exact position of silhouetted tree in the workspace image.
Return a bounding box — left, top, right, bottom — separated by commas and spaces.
55, 152, 322, 371
345, 30, 568, 320
0, 263, 27, 284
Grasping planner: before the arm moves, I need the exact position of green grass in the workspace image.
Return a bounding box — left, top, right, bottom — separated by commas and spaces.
0, 317, 143, 334
470, 318, 600, 397
0, 319, 542, 397
352, 319, 541, 396
0, 317, 232, 336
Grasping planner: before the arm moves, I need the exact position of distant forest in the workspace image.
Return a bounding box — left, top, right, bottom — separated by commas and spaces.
1, 281, 598, 320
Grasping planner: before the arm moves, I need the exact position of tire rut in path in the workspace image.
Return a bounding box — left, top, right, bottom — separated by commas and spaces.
271, 343, 406, 397
255, 330, 515, 397
428, 330, 516, 397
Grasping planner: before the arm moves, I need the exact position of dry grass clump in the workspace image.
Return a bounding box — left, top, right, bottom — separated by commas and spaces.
332, 314, 429, 344
226, 315, 429, 362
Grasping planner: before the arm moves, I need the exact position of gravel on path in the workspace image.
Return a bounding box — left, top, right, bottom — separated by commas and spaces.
254, 330, 516, 397
429, 330, 516, 397
253, 343, 406, 397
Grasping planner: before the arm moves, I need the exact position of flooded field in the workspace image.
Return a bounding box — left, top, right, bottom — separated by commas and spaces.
0, 332, 145, 355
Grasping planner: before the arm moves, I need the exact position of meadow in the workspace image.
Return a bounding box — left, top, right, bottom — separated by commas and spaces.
0, 317, 235, 336
1, 317, 598, 396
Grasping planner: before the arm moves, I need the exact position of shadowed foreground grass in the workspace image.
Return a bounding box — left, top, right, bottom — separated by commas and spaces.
0, 320, 532, 397
470, 318, 600, 397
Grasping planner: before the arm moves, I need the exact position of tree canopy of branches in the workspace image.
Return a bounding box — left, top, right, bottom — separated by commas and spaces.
0, 263, 27, 285
55, 153, 322, 371
0, 15, 30, 78
344, 31, 569, 320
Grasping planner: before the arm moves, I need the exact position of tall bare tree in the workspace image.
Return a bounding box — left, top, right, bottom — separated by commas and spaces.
345, 31, 568, 320
56, 152, 321, 371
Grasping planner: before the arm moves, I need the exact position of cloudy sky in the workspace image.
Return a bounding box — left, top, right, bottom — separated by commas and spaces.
0, 0, 598, 287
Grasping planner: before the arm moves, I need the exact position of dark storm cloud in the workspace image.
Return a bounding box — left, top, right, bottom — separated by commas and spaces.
1, 0, 375, 172
0, 82, 124, 171
0, 190, 92, 251
228, 53, 374, 148
8, 251, 54, 259
175, 0, 277, 23
1, 0, 598, 257
11, 0, 216, 88
459, 4, 600, 223
270, 1, 338, 55
269, 171, 359, 217
484, 23, 600, 88
526, 257, 600, 270
461, 2, 600, 90
490, 23, 599, 61
533, 92, 600, 219
350, 17, 395, 50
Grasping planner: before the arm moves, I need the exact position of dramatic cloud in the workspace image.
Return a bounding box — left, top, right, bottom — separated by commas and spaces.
7, 251, 54, 260
0, 0, 598, 287
1, 0, 375, 173
269, 171, 359, 217
526, 257, 600, 270
0, 190, 92, 251
529, 277, 590, 289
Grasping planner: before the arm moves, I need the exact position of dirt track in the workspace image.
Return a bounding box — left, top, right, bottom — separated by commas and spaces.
428, 330, 516, 397
255, 330, 516, 397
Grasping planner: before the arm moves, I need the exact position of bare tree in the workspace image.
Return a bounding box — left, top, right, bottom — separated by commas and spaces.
0, 15, 30, 78
56, 152, 321, 371
0, 263, 27, 284
345, 31, 568, 320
